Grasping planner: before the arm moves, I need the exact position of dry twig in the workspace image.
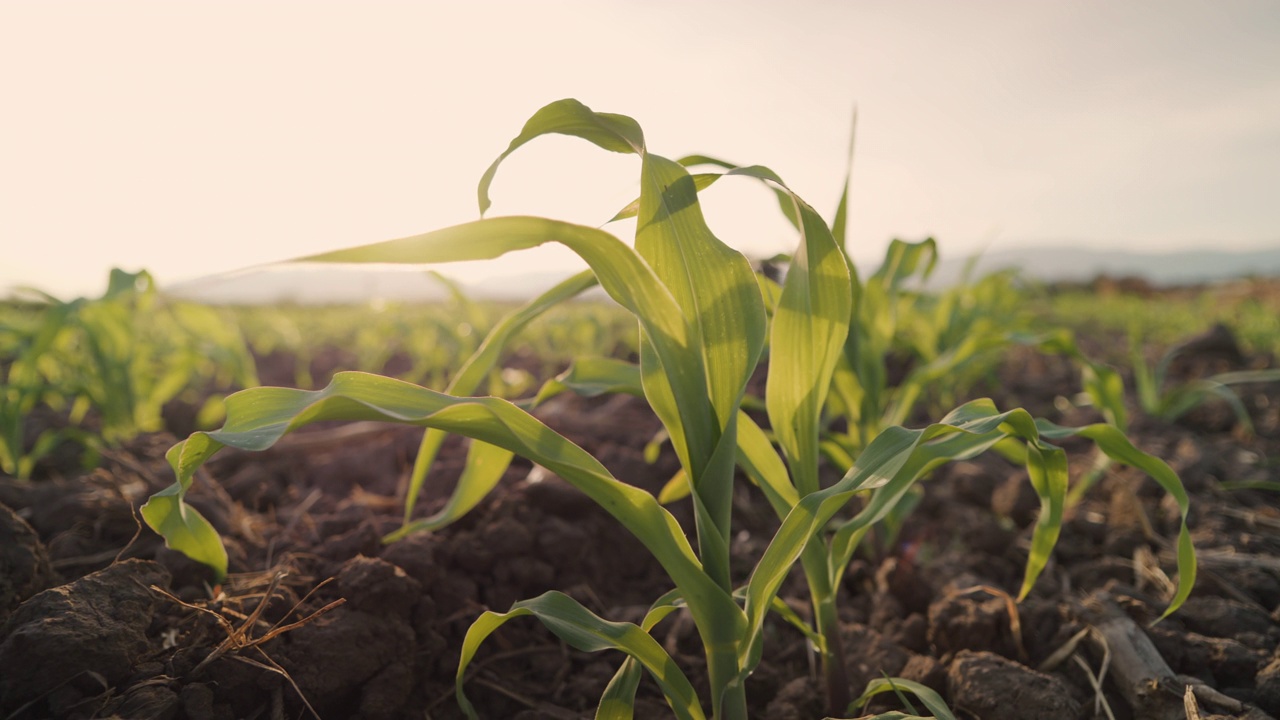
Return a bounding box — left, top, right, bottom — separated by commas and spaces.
151, 570, 344, 719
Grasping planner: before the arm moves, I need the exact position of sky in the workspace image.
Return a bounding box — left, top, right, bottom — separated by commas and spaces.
2, 1, 1278, 298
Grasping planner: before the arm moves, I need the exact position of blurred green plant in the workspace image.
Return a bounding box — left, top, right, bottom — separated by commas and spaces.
1130, 325, 1280, 433
0, 269, 257, 479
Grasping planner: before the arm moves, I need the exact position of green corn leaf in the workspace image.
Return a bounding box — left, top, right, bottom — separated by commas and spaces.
682, 161, 855, 495
1219, 479, 1280, 493
656, 469, 691, 505
632, 151, 767, 599
478, 98, 645, 215
884, 332, 1012, 428
457, 591, 703, 720
403, 269, 598, 524
643, 428, 669, 464
832, 239, 942, 450
636, 153, 766, 444
532, 356, 644, 407
140, 442, 231, 582
826, 424, 1015, 589
720, 168, 852, 497
871, 239, 938, 288
821, 402, 1066, 601
384, 438, 515, 543
735, 409, 801, 517
1159, 380, 1254, 431
1206, 368, 1280, 386
528, 361, 800, 521
764, 595, 826, 649
597, 662, 645, 720
1025, 330, 1128, 430
846, 677, 955, 720
607, 173, 722, 224
1036, 419, 1196, 620
596, 590, 685, 720
678, 155, 801, 230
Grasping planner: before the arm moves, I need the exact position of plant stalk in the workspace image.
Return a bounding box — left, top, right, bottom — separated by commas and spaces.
800, 539, 850, 715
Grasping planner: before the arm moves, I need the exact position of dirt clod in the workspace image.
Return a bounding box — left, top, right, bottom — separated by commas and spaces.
0, 559, 170, 712
947, 650, 1082, 720
0, 501, 55, 623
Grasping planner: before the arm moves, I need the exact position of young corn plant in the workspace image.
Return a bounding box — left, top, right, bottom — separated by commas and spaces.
1131, 324, 1280, 433
143, 99, 1196, 719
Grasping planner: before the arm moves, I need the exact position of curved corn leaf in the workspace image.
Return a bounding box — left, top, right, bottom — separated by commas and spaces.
607, 173, 722, 224
656, 469, 691, 505
845, 677, 954, 720
636, 153, 766, 433
643, 428, 669, 464
1158, 380, 1254, 431
609, 151, 849, 529
677, 155, 800, 230
628, 151, 767, 609
1205, 368, 1280, 386
1153, 368, 1280, 432
457, 591, 703, 720
735, 409, 800, 516
478, 98, 645, 215
716, 166, 852, 497
596, 589, 685, 720
401, 269, 598, 527
680, 161, 855, 485
884, 332, 1013, 428
531, 356, 644, 407
139, 443, 230, 581
829, 107, 858, 251
526, 359, 800, 521
143, 372, 742, 633
1035, 419, 1196, 620
383, 438, 515, 543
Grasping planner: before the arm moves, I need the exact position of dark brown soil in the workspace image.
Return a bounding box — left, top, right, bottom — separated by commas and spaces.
3, 325, 1280, 720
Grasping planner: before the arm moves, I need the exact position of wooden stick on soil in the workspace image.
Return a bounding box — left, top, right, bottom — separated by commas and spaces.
1078, 592, 1185, 720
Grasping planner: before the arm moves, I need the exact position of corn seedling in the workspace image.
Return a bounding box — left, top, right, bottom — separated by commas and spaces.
143, 100, 1196, 719
1130, 325, 1280, 433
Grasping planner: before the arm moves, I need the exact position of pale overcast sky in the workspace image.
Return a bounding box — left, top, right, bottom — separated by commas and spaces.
2, 1, 1278, 298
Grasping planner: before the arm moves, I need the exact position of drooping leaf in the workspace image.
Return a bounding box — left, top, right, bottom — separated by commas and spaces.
457, 592, 703, 720
401, 270, 598, 525
846, 677, 955, 720
479, 98, 645, 215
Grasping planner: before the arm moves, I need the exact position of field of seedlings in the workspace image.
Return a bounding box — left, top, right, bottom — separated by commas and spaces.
4, 100, 1280, 720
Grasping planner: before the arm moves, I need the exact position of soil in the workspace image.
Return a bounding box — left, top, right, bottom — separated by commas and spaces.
3, 320, 1280, 720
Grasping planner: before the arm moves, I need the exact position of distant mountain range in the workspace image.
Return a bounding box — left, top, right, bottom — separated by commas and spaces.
162, 245, 1280, 304
922, 245, 1280, 289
